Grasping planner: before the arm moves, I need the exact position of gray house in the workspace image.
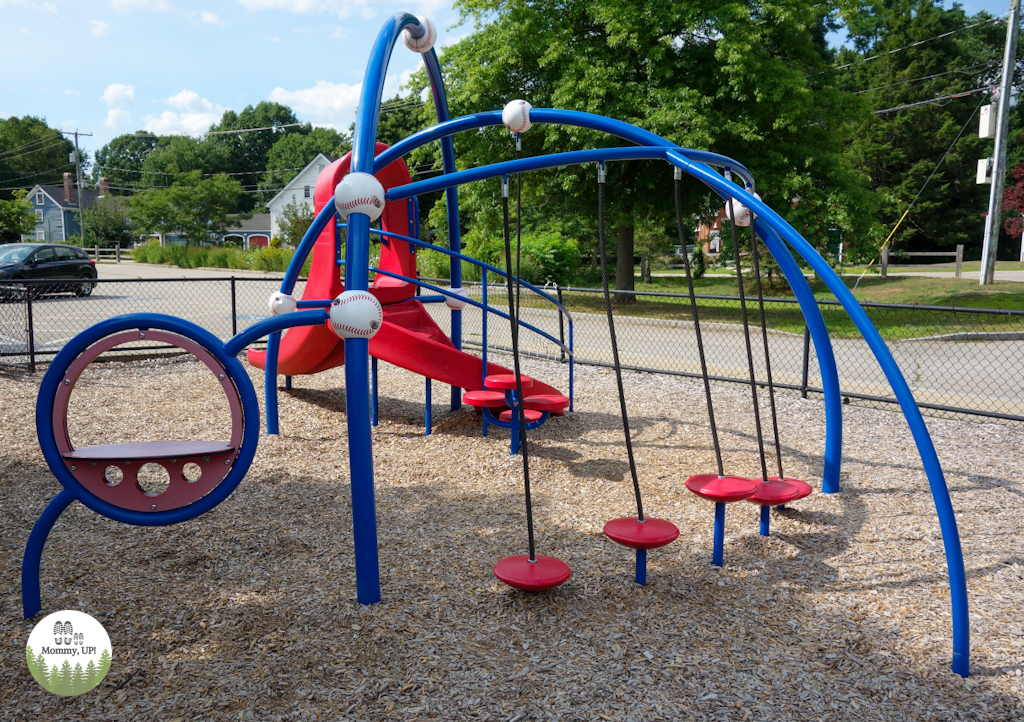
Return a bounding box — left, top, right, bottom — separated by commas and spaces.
21, 174, 100, 243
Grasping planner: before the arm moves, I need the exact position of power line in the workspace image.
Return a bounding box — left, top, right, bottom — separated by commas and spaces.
0, 162, 75, 185
93, 164, 311, 177
0, 131, 64, 160
824, 15, 1005, 74
0, 140, 73, 165
124, 122, 310, 140
873, 86, 993, 114
855, 62, 997, 94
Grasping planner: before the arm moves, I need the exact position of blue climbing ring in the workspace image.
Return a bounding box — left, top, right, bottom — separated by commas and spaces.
35, 313, 261, 527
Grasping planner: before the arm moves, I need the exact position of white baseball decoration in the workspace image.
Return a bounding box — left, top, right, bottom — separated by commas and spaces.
330, 290, 384, 340
502, 99, 533, 134
444, 286, 469, 310
403, 17, 436, 53
725, 192, 761, 228
268, 291, 297, 316
334, 172, 386, 222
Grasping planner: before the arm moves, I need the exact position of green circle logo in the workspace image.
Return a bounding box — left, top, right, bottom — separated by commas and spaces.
26, 610, 112, 696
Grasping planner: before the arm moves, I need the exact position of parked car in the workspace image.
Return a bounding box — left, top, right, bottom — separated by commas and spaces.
0, 243, 97, 298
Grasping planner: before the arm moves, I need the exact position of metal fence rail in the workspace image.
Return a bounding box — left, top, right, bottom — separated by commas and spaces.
2, 276, 1023, 424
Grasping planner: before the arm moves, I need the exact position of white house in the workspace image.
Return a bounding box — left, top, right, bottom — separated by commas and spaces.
266, 153, 334, 241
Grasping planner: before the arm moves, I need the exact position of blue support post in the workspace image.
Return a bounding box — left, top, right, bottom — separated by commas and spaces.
713, 502, 725, 568
760, 506, 770, 537
22, 488, 75, 618
265, 331, 281, 435
635, 549, 647, 586
482, 270, 489, 437
425, 378, 432, 436
371, 357, 379, 427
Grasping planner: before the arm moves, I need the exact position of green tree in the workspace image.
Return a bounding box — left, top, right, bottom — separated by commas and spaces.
140, 136, 232, 188
836, 1, 1005, 257
91, 132, 159, 192
0, 116, 75, 194
84, 659, 98, 690
257, 126, 351, 206
209, 102, 302, 176
56, 659, 74, 696
425, 0, 873, 299
0, 189, 37, 241
83, 196, 139, 247
277, 198, 316, 247
98, 648, 111, 682
71, 662, 86, 695
48, 662, 61, 692
130, 172, 244, 244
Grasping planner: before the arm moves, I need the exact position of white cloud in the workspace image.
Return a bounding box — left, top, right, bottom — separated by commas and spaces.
200, 10, 224, 25
166, 89, 215, 113
143, 91, 226, 135
0, 0, 56, 9
105, 108, 131, 130
266, 35, 279, 42
63, 89, 80, 96
111, 0, 172, 12
19, 28, 31, 36
102, 83, 135, 107
90, 20, 111, 37
268, 80, 362, 124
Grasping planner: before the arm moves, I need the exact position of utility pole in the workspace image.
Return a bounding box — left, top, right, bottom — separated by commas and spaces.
980, 0, 1020, 285
61, 130, 93, 246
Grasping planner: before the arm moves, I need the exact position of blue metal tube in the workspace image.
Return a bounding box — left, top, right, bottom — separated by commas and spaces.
670, 149, 970, 677
264, 331, 281, 435
22, 488, 76, 618
425, 378, 432, 435
635, 549, 647, 586
297, 299, 332, 309
760, 505, 770, 537
367, 227, 573, 321
371, 266, 570, 355
482, 269, 489, 437
345, 12, 429, 607
373, 108, 756, 189
713, 502, 725, 568
386, 146, 679, 202
754, 220, 842, 494
371, 357, 379, 427
281, 201, 337, 294
223, 310, 330, 357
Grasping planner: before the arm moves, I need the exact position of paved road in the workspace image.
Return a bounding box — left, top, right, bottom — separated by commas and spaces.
3, 262, 1021, 418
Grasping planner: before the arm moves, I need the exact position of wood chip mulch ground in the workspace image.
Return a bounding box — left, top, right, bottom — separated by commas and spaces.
1, 351, 1022, 721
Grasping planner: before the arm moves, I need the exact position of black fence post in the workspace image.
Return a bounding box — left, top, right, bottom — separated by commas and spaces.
26, 287, 36, 374
800, 324, 810, 399
557, 284, 566, 363
230, 277, 238, 337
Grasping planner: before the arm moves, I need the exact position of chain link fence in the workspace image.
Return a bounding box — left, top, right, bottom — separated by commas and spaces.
2, 276, 1023, 423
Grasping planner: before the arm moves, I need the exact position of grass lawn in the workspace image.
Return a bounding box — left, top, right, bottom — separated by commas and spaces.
541, 273, 1024, 339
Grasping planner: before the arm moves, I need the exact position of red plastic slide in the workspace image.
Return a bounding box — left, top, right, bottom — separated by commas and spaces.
247, 144, 563, 398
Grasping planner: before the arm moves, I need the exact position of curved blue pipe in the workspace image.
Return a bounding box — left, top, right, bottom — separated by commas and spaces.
281, 201, 337, 295
668, 149, 969, 677
371, 266, 571, 356
368, 226, 573, 322
374, 108, 756, 189
755, 221, 841, 493
223, 309, 331, 357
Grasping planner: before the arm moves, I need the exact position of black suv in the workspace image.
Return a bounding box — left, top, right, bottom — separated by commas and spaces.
0, 243, 98, 298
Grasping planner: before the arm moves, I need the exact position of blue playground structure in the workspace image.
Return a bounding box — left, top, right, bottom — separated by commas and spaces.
22, 12, 970, 677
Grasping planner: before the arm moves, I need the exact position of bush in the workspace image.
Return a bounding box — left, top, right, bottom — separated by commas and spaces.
493, 231, 579, 285
690, 245, 706, 280
133, 240, 303, 274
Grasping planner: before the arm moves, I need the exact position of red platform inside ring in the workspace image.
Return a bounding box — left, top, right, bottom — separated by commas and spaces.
746, 477, 803, 506
603, 516, 680, 550
498, 409, 543, 423
685, 474, 759, 503
767, 476, 813, 500
485, 374, 533, 391
463, 390, 508, 408
494, 554, 571, 591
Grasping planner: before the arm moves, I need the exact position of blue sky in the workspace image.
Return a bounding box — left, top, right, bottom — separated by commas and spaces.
0, 0, 1013, 161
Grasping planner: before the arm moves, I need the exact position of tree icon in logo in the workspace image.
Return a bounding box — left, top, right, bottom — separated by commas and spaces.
28, 611, 111, 696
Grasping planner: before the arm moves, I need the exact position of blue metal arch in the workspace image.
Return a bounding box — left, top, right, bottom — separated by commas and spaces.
665, 149, 969, 677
